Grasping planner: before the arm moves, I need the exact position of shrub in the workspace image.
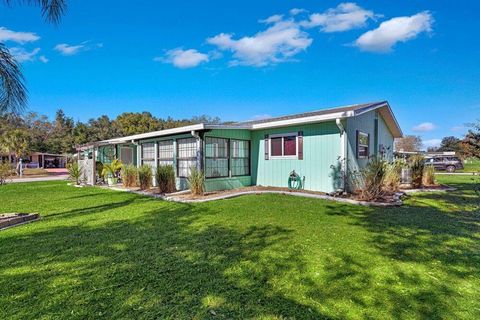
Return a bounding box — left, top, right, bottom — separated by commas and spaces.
101, 159, 123, 180
410, 155, 425, 188
384, 161, 402, 192
121, 165, 138, 187
138, 164, 153, 190
156, 165, 176, 193
67, 162, 83, 185
356, 157, 387, 201
0, 162, 13, 185
187, 166, 205, 196
423, 165, 436, 186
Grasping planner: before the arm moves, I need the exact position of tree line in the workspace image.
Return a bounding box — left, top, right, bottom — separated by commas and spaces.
0, 109, 222, 156
394, 120, 480, 158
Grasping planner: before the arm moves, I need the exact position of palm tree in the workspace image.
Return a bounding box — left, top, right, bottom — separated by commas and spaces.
1, 0, 67, 114
0, 129, 29, 174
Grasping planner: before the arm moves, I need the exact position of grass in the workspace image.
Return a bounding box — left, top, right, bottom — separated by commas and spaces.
461, 158, 480, 173
0, 176, 479, 319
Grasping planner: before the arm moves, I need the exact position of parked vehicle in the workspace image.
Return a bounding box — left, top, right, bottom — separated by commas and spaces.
424, 156, 464, 172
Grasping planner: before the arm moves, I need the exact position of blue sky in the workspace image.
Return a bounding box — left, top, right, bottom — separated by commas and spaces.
1, 1, 479, 148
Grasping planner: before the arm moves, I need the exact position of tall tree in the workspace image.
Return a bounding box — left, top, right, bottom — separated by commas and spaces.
0, 129, 29, 173
461, 120, 480, 158
114, 112, 162, 136
48, 109, 75, 153
0, 1, 67, 114
394, 135, 423, 152
438, 136, 462, 153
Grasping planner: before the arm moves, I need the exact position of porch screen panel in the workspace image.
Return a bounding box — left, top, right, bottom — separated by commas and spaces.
231, 140, 250, 176
205, 137, 229, 178
158, 140, 174, 166
177, 138, 197, 177
120, 147, 133, 165
141, 143, 155, 167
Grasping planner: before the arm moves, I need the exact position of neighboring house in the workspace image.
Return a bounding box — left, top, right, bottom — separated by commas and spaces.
77, 101, 402, 193
0, 152, 68, 169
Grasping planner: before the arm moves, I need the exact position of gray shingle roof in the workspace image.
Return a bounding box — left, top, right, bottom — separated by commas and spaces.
235, 101, 387, 126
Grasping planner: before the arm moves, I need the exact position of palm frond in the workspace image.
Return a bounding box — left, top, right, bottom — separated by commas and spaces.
3, 0, 67, 24
0, 44, 27, 115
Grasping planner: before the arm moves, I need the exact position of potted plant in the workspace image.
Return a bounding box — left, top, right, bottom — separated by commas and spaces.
101, 159, 123, 186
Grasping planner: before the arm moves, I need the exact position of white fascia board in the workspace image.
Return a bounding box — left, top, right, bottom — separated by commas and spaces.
98, 124, 206, 145
250, 111, 353, 130
204, 124, 252, 130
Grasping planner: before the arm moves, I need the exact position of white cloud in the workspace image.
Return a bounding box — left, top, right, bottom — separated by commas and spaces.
207, 18, 312, 67
39, 55, 49, 63
289, 8, 307, 16
451, 125, 465, 132
9, 47, 40, 62
54, 43, 85, 55
259, 14, 284, 24
423, 138, 441, 149
156, 48, 209, 68
0, 27, 40, 43
300, 2, 377, 32
412, 122, 436, 132
54, 42, 102, 56
355, 11, 433, 52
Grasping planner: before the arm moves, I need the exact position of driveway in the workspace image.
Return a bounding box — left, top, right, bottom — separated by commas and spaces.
9, 175, 69, 183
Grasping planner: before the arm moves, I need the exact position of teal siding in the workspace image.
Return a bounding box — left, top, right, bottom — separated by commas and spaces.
204, 176, 251, 192
378, 115, 394, 160
346, 110, 395, 191
251, 122, 342, 193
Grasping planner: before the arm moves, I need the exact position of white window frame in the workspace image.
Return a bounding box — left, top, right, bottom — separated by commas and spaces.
357, 131, 369, 159
269, 132, 299, 159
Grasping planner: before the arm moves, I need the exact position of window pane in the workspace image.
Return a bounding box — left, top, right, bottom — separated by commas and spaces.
142, 143, 155, 160
120, 147, 133, 165
177, 138, 197, 158
205, 137, 228, 158
231, 140, 249, 158
178, 159, 196, 177
231, 158, 249, 176
283, 136, 296, 156
158, 140, 173, 160
358, 132, 369, 146
271, 137, 282, 156
142, 159, 155, 168
158, 160, 174, 167
358, 146, 368, 158
205, 158, 229, 178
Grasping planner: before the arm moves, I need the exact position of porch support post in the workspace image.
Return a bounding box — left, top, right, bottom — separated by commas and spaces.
153, 141, 158, 187
92, 147, 96, 185
336, 118, 347, 193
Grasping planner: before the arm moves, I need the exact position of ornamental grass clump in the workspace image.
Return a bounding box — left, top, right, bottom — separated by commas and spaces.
156, 165, 176, 193
384, 160, 403, 192
423, 165, 436, 186
357, 157, 387, 201
410, 155, 425, 188
138, 165, 152, 190
67, 162, 82, 185
187, 166, 205, 196
121, 165, 138, 187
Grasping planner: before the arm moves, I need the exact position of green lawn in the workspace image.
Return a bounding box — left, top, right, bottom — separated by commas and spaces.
461, 158, 480, 172
1, 176, 479, 319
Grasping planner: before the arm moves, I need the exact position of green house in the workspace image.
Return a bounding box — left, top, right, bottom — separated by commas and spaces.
77, 101, 402, 193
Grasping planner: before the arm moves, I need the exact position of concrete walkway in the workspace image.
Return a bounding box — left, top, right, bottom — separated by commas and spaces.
9, 175, 69, 183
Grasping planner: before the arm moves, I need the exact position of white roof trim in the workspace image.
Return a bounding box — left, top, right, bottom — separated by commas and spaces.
99, 124, 205, 144
250, 111, 353, 130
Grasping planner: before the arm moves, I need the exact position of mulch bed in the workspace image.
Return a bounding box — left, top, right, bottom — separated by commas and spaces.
0, 213, 40, 230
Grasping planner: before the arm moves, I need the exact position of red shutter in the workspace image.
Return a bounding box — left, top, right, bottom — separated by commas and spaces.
298, 131, 303, 160
264, 134, 269, 160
